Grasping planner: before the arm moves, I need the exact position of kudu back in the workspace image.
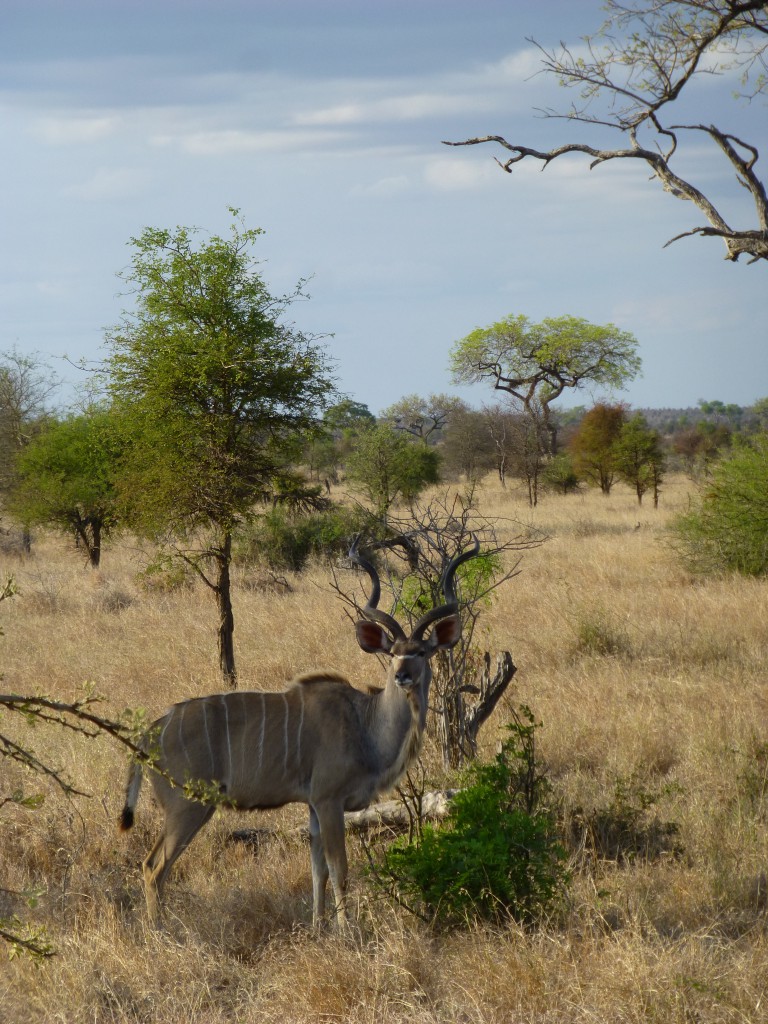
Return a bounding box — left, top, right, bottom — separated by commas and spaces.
120, 538, 479, 928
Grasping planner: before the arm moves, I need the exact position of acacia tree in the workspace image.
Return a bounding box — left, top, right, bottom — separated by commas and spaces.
445, 1, 768, 264
345, 424, 440, 520
450, 314, 640, 458
569, 402, 628, 495
305, 399, 376, 484
104, 212, 335, 686
613, 413, 667, 506
9, 407, 120, 567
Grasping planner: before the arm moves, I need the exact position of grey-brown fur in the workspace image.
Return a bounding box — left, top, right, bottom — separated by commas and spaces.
119, 539, 478, 929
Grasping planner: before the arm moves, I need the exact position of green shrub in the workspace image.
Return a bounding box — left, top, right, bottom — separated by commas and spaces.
236, 504, 371, 572
542, 453, 580, 494
670, 434, 768, 576
377, 708, 568, 928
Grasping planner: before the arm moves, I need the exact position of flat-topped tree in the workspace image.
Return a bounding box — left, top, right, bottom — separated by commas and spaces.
450, 314, 640, 460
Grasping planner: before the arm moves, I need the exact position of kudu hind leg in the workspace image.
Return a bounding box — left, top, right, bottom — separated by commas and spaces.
142, 802, 215, 925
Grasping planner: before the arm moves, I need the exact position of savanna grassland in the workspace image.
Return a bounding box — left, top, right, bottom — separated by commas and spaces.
1, 474, 767, 1023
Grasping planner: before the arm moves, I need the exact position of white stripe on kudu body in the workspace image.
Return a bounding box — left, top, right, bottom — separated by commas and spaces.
119, 538, 478, 931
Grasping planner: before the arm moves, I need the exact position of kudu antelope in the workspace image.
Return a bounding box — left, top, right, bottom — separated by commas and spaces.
119, 537, 479, 928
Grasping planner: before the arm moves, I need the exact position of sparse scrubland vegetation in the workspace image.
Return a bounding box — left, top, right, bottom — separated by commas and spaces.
2, 471, 767, 1023
3, 2, 767, 1016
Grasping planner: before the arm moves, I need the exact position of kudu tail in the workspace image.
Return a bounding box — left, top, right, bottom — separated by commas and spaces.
119, 760, 143, 832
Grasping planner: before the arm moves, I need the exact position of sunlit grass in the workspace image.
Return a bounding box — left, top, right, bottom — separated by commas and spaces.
1, 474, 767, 1022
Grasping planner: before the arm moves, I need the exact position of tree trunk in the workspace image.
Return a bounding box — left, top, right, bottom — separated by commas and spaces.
215, 531, 237, 688
434, 649, 518, 769
89, 520, 102, 568
74, 516, 101, 568
464, 651, 517, 757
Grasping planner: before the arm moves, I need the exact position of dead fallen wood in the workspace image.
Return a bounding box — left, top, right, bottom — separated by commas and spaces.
229, 789, 458, 849
344, 789, 458, 832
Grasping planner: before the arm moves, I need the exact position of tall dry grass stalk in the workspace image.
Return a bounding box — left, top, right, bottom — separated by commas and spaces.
1, 474, 767, 1022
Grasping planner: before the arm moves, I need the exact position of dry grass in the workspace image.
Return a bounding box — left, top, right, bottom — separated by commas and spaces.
1, 474, 767, 1022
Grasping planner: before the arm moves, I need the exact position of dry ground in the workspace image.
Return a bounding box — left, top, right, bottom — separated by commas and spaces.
1, 474, 767, 1023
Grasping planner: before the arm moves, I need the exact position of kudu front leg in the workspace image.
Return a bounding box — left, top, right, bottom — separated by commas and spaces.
312, 801, 349, 930
308, 806, 329, 926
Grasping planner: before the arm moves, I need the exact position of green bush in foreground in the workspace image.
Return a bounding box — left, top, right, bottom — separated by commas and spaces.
670, 433, 768, 576
379, 708, 568, 928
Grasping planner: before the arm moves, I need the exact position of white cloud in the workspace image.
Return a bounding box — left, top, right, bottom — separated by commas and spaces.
152, 127, 346, 155
295, 91, 482, 127
483, 48, 547, 83
31, 114, 117, 145
34, 280, 69, 298
351, 175, 412, 198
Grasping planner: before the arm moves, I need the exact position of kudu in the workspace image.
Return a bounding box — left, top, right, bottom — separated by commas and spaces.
119, 537, 479, 928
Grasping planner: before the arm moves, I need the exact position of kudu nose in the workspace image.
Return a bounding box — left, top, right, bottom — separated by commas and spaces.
394, 669, 414, 688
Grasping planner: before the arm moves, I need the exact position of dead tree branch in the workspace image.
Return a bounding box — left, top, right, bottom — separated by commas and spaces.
444, 1, 768, 263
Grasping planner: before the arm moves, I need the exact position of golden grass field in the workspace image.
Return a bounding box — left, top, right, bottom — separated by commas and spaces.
1, 473, 767, 1023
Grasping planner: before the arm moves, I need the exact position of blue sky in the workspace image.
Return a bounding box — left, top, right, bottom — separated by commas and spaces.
2, 0, 766, 416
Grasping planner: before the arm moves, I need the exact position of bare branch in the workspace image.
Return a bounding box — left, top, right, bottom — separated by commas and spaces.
444, 1, 768, 262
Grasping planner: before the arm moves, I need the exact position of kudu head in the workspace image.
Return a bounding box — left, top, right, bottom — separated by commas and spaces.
349, 535, 480, 707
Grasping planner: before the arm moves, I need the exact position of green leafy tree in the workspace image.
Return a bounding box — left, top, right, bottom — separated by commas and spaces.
103, 212, 335, 686
450, 314, 640, 456
9, 407, 120, 567
613, 413, 666, 506
345, 425, 440, 519
749, 397, 768, 432
305, 399, 376, 484
569, 403, 627, 495
698, 399, 745, 431
447, 1, 768, 264
542, 452, 580, 495
670, 434, 768, 576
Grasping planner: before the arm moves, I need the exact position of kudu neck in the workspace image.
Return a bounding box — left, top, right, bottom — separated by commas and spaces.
369, 664, 431, 766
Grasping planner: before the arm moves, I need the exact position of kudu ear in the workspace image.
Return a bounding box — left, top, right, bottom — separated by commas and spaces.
426, 614, 462, 653
356, 619, 394, 655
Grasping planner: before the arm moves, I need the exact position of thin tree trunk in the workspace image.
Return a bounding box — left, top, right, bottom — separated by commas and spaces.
74, 517, 101, 568
216, 531, 237, 688
89, 520, 102, 568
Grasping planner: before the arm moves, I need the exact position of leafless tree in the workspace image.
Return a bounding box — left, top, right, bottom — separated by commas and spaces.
335, 493, 545, 767
0, 350, 59, 551
445, 1, 768, 264
380, 393, 469, 443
